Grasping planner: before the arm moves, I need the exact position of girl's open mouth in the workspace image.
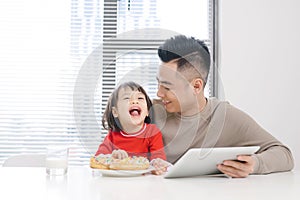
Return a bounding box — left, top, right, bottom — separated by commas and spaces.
129, 107, 141, 116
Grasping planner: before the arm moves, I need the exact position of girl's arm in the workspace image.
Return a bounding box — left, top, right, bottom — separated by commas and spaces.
94, 132, 114, 156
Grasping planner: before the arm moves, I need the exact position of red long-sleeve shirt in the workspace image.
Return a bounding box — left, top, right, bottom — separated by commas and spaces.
95, 124, 166, 161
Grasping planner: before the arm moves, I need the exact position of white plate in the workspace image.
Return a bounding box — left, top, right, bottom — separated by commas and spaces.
94, 166, 155, 177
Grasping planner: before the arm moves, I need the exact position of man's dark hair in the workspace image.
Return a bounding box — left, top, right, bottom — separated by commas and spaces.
158, 35, 211, 85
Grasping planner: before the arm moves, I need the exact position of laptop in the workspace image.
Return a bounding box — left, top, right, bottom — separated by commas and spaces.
164, 146, 260, 178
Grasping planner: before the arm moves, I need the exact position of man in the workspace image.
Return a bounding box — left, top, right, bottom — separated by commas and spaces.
153, 35, 294, 178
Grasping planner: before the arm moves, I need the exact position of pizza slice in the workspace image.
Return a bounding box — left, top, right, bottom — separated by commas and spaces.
90, 154, 150, 170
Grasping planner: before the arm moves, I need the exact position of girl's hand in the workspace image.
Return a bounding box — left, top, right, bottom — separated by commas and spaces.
111, 149, 128, 159
150, 158, 172, 175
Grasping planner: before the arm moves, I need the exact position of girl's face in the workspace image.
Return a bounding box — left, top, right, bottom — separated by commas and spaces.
112, 87, 149, 133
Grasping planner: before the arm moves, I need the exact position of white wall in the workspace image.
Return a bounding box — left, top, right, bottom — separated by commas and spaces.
219, 0, 300, 170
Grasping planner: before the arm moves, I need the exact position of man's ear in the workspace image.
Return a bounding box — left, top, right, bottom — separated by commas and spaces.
112, 107, 118, 117
192, 78, 204, 94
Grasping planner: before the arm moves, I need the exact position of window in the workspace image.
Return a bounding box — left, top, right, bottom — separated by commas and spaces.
0, 0, 217, 166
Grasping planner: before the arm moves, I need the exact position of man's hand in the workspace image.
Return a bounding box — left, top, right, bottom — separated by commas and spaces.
217, 155, 255, 178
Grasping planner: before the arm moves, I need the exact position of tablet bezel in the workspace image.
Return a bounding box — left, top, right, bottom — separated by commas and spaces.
164, 146, 260, 178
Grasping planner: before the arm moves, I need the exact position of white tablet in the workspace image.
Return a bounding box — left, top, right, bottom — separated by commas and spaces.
164, 146, 260, 178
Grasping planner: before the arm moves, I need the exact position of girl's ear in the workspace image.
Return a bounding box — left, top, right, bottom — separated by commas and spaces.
112, 107, 118, 117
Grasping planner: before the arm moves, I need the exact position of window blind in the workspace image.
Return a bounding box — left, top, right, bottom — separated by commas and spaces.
0, 0, 215, 166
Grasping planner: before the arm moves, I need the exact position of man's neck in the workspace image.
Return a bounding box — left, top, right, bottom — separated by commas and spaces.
180, 96, 207, 117
199, 97, 208, 112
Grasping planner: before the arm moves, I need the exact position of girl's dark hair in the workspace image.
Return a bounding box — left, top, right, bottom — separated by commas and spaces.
102, 81, 153, 132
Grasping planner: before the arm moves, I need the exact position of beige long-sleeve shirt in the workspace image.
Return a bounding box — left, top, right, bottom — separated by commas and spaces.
153, 97, 294, 174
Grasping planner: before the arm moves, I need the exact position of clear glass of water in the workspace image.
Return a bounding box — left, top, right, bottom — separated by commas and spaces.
46, 145, 69, 176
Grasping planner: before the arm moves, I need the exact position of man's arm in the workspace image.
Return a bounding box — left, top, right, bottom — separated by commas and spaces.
218, 105, 294, 177
217, 145, 294, 178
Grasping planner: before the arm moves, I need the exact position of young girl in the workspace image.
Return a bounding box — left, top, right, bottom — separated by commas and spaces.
95, 81, 169, 175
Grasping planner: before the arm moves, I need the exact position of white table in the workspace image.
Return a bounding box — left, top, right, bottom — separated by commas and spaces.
1, 166, 299, 200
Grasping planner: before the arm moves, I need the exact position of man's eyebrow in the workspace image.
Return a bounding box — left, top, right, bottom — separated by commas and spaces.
156, 77, 173, 85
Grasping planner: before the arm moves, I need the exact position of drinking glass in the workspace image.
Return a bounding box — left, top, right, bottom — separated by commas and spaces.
46, 145, 69, 176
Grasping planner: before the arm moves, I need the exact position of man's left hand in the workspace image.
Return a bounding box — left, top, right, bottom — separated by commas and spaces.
217, 155, 255, 178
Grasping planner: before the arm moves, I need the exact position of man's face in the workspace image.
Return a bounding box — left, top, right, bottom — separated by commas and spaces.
156, 61, 199, 116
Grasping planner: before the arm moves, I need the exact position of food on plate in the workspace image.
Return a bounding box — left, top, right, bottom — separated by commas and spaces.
90, 155, 111, 169
109, 156, 150, 170
90, 154, 150, 170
